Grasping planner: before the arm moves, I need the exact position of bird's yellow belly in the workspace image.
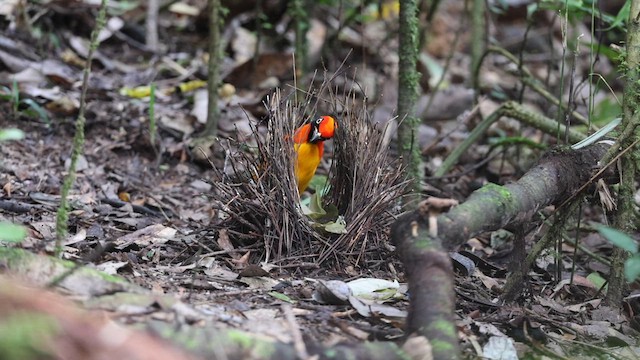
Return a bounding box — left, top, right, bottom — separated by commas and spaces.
294, 142, 321, 193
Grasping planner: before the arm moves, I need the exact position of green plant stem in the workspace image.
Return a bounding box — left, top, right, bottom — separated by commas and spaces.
470, 0, 485, 91
564, 234, 610, 267
203, 0, 222, 138
149, 82, 156, 147
434, 101, 586, 177
554, 3, 568, 140
55, 0, 109, 257
605, 0, 640, 306
291, 0, 309, 103
503, 196, 583, 300
475, 46, 592, 127
420, 1, 465, 121
397, 0, 421, 208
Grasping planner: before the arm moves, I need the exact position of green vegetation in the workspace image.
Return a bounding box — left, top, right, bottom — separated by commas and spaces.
597, 225, 640, 282
0, 82, 49, 124
0, 223, 27, 243
55, 0, 109, 256
0, 312, 59, 360
0, 120, 26, 245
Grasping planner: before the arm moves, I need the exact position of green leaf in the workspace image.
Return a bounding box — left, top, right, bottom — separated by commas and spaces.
21, 99, 50, 125
0, 128, 24, 141
625, 256, 640, 283
604, 0, 630, 31
309, 192, 326, 215
592, 97, 622, 125
323, 216, 347, 234
571, 118, 621, 150
308, 174, 328, 193
526, 3, 538, 20
302, 193, 329, 219
0, 222, 27, 242
322, 204, 339, 219
586, 272, 607, 291
597, 226, 638, 253
347, 278, 400, 301
268, 291, 295, 303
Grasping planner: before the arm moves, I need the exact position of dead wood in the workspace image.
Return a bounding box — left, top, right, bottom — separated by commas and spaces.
0, 278, 194, 360
154, 322, 409, 360
0, 248, 417, 360
391, 143, 612, 359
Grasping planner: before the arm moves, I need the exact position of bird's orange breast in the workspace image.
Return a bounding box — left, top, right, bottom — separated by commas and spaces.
292, 117, 335, 194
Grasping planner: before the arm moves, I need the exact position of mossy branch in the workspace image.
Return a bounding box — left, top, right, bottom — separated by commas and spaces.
393, 143, 610, 358
475, 46, 592, 127
55, 0, 109, 256
397, 0, 421, 208
434, 101, 586, 177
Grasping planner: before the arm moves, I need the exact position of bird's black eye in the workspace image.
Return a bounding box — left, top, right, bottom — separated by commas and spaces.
315, 118, 323, 124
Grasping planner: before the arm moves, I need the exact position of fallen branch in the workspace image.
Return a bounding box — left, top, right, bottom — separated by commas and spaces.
392, 143, 612, 359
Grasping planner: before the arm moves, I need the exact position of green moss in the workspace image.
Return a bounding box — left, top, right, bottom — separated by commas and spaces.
397, 0, 421, 205
179, 333, 200, 350
323, 348, 337, 358
477, 183, 510, 197
59, 259, 76, 269
430, 338, 456, 353
227, 329, 276, 357
0, 247, 28, 262
495, 187, 513, 200
429, 319, 456, 337
0, 248, 129, 287
85, 267, 127, 283
0, 312, 59, 360
413, 236, 433, 249
226, 329, 254, 348
474, 183, 514, 209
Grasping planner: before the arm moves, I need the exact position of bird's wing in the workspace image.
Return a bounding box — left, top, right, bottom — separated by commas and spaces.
293, 123, 311, 144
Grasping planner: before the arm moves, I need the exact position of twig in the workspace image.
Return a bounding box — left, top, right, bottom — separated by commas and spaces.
282, 304, 309, 359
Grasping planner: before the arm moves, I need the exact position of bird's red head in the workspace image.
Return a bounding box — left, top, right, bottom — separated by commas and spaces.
309, 115, 337, 143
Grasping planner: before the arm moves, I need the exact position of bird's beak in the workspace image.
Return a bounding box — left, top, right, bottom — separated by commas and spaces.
309, 128, 323, 143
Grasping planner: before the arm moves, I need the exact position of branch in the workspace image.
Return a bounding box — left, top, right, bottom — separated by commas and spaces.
393, 143, 611, 358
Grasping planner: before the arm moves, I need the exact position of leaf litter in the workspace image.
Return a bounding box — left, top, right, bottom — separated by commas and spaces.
0, 1, 638, 359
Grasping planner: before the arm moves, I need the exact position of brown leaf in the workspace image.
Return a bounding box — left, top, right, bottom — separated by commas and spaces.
216, 229, 238, 258
238, 264, 270, 278
115, 224, 177, 249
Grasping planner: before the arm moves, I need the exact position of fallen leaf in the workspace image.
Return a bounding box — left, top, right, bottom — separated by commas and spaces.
115, 224, 177, 249
482, 336, 517, 360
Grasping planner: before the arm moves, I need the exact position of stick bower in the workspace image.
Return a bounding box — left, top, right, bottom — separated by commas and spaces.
211, 88, 408, 269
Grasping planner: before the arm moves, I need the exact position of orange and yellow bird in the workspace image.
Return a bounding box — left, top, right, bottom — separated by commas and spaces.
293, 115, 337, 193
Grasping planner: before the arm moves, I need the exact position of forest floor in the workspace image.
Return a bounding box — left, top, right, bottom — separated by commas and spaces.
0, 1, 638, 359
